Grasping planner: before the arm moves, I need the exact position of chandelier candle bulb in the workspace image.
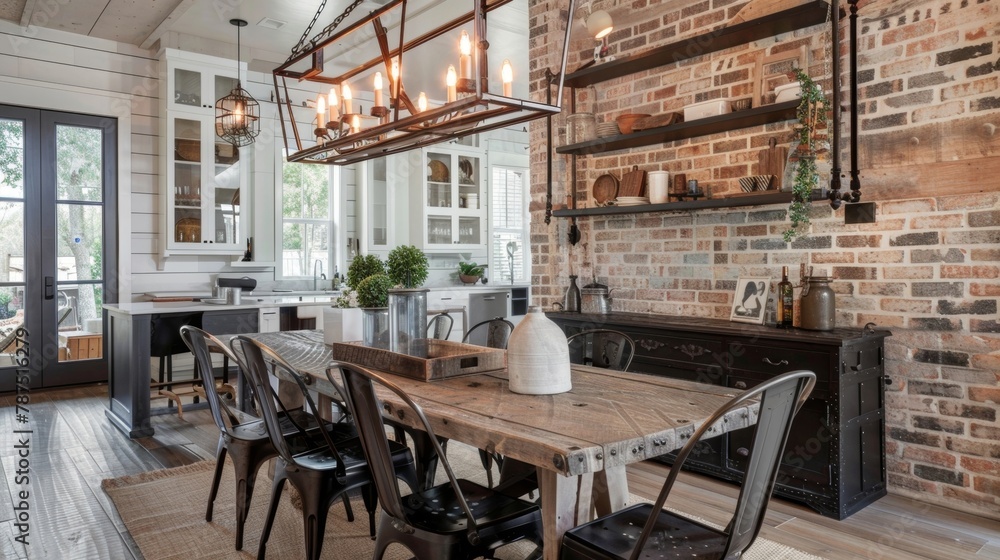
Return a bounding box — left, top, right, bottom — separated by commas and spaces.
501, 60, 513, 96
459, 30, 472, 79
374, 72, 383, 107
315, 94, 325, 127
351, 114, 361, 134
418, 92, 427, 112
342, 82, 352, 114
446, 66, 457, 103
390, 58, 400, 101
327, 88, 339, 120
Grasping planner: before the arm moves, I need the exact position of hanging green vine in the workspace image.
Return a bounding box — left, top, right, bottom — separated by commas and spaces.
784, 69, 829, 242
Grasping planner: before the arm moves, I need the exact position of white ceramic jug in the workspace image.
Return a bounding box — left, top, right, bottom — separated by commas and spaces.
507, 306, 571, 395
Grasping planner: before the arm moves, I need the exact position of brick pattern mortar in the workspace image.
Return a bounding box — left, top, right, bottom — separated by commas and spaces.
528, 0, 1000, 518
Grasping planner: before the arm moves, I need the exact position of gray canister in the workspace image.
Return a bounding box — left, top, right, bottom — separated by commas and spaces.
799, 276, 835, 331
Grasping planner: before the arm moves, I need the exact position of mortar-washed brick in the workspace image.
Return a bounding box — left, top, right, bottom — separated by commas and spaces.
907, 70, 955, 88
914, 464, 966, 486
968, 210, 1000, 227
944, 230, 1000, 244
940, 402, 997, 422
971, 424, 1000, 440
913, 348, 971, 367
909, 380, 965, 398
863, 113, 909, 130
969, 386, 1000, 405
911, 248, 966, 263
913, 415, 967, 434
911, 317, 963, 331
936, 42, 993, 65
859, 250, 905, 263
967, 61, 999, 78
791, 235, 832, 249
891, 231, 940, 246
890, 426, 943, 447
970, 319, 1000, 333
837, 235, 883, 248
750, 239, 788, 251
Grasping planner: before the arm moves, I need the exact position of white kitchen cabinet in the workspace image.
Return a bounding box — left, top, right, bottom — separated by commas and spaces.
159, 49, 250, 258
407, 145, 487, 252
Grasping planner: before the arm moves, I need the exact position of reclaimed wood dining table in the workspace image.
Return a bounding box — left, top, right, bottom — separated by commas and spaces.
242, 330, 758, 560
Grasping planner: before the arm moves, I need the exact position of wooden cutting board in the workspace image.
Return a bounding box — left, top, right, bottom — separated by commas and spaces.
758, 137, 788, 189
619, 165, 647, 197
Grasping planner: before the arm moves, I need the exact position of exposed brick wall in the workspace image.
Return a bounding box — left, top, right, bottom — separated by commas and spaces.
527, 0, 1000, 519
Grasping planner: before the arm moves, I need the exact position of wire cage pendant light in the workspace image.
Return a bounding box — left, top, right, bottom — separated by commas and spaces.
216, 19, 260, 147
272, 0, 574, 165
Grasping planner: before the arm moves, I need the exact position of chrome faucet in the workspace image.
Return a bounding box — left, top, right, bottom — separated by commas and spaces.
313, 259, 326, 291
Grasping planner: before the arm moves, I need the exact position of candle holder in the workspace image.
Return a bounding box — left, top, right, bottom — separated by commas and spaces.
371, 106, 389, 120
456, 78, 483, 94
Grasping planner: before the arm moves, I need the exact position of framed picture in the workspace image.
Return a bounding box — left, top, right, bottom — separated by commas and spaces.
752, 46, 807, 107
730, 276, 771, 324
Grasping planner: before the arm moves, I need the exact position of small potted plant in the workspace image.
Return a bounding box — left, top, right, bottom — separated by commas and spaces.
355, 273, 395, 346
387, 245, 429, 288
458, 261, 485, 284
386, 245, 430, 349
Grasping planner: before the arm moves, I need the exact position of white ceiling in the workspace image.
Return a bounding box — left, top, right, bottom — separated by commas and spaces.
2, 0, 531, 78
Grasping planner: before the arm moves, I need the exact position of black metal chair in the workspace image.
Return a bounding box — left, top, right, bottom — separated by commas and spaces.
334, 362, 545, 560
461, 317, 515, 488
560, 370, 817, 560
427, 311, 454, 340
462, 317, 515, 349
495, 329, 637, 498
566, 329, 635, 371
232, 335, 419, 560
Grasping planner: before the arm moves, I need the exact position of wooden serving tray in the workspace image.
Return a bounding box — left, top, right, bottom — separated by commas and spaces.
331, 339, 506, 381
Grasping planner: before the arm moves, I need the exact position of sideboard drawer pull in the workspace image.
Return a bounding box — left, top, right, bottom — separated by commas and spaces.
762, 357, 789, 366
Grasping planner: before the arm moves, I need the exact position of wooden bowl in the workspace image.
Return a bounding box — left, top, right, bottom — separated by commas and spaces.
616, 113, 651, 135
459, 274, 481, 285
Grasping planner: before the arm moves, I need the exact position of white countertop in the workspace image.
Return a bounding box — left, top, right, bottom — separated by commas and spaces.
104, 297, 338, 316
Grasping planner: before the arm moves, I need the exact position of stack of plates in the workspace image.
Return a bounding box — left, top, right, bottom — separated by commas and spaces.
615, 196, 650, 207
596, 122, 620, 138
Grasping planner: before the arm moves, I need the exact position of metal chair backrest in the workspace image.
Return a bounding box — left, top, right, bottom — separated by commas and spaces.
630, 369, 816, 560
462, 317, 515, 349
426, 312, 454, 340
231, 335, 347, 477
334, 363, 482, 543
151, 312, 202, 357
566, 329, 635, 371
179, 326, 243, 437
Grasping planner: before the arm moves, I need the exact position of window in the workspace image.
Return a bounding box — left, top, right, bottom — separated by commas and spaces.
490, 165, 529, 284
281, 160, 334, 278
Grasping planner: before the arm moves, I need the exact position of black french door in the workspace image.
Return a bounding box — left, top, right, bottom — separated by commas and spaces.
0, 105, 118, 390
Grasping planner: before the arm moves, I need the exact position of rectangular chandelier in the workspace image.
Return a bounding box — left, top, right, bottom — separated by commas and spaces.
272, 0, 574, 165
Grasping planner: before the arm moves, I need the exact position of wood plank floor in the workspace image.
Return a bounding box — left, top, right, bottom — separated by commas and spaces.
1, 384, 998, 559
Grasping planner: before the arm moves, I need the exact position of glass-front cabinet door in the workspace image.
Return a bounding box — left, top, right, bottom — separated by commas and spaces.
413, 147, 485, 250
164, 113, 245, 255
167, 58, 239, 115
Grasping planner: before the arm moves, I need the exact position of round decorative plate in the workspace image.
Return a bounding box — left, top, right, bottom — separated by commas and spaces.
428, 159, 449, 182
459, 159, 474, 183
592, 173, 619, 206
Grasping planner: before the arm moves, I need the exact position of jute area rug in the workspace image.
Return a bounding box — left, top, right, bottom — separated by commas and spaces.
102, 441, 824, 559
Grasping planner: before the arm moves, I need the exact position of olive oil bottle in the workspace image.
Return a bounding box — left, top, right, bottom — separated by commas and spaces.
777, 266, 794, 327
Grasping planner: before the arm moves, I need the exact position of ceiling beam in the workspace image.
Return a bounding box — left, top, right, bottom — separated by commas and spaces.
19, 0, 37, 27
140, 0, 195, 50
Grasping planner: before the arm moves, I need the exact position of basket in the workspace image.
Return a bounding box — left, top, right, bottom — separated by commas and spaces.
175, 139, 201, 162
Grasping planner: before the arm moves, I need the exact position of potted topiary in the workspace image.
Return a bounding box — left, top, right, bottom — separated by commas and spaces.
458, 261, 485, 284
355, 273, 395, 347
386, 245, 430, 351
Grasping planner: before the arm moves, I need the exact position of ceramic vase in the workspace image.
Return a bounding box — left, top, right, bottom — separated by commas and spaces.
507, 306, 571, 395
388, 288, 428, 354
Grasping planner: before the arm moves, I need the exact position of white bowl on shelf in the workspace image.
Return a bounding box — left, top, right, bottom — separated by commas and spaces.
774, 83, 803, 103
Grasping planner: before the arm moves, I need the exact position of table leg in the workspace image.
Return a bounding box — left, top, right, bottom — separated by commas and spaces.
592, 465, 630, 517
537, 469, 589, 560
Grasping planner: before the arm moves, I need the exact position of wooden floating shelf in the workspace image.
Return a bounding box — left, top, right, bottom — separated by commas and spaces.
552, 190, 826, 217
563, 0, 831, 88
556, 101, 799, 156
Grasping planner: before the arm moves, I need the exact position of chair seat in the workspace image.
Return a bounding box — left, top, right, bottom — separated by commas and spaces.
403, 478, 542, 537
228, 412, 357, 445
561, 503, 728, 560
292, 437, 416, 478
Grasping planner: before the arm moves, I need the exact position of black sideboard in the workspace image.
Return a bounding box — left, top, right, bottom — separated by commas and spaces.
549, 311, 891, 520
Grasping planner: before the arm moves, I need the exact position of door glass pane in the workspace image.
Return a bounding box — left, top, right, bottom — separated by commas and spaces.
0, 286, 26, 366
282, 222, 329, 277
56, 125, 103, 201
174, 118, 202, 243
57, 285, 102, 363
175, 68, 202, 107
0, 119, 24, 197
215, 75, 238, 103
56, 203, 102, 330
426, 152, 451, 208
427, 216, 451, 244
458, 216, 480, 245
457, 154, 478, 209
213, 140, 240, 244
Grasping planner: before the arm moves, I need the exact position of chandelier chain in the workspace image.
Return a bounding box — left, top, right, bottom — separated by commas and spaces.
287, 0, 368, 63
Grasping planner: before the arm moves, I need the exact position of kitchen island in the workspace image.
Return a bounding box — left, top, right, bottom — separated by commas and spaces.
102, 299, 339, 437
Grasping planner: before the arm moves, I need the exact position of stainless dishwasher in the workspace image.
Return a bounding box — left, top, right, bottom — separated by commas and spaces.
467, 291, 510, 331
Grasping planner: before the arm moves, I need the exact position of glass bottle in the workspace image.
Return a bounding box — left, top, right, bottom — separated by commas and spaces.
563, 275, 581, 312
777, 266, 794, 328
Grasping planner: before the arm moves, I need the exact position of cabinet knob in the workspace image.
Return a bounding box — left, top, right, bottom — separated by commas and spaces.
735, 381, 747, 389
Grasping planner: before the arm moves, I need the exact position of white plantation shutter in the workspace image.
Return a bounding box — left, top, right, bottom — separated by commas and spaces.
490, 165, 528, 284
